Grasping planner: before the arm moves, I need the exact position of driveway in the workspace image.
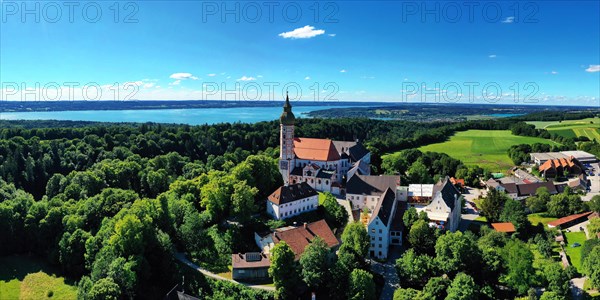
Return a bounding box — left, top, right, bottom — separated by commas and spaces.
571, 277, 586, 299
370, 246, 402, 300
583, 172, 599, 201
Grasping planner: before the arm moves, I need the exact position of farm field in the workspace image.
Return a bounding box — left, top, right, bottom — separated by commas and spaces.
0, 255, 77, 300
527, 118, 600, 142
417, 130, 559, 172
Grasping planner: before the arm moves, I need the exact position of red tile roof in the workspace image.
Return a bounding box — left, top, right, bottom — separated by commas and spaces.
450, 177, 465, 187
547, 211, 593, 228
293, 138, 341, 161
491, 222, 516, 233
272, 219, 339, 259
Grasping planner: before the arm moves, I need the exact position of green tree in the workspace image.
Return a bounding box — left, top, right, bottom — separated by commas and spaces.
502, 240, 535, 295
230, 181, 258, 223
299, 237, 329, 290
322, 192, 349, 229
59, 229, 92, 277
393, 288, 421, 300
479, 188, 507, 223
402, 207, 419, 230
526, 187, 550, 213
582, 245, 600, 289
539, 291, 563, 300
499, 198, 529, 232
87, 277, 121, 300
589, 195, 600, 214
587, 217, 600, 239
395, 249, 434, 287
348, 269, 376, 300
543, 263, 569, 297
269, 241, 298, 299
340, 222, 370, 260
421, 276, 450, 300
407, 160, 433, 184
445, 273, 477, 300
409, 219, 437, 255
434, 231, 480, 275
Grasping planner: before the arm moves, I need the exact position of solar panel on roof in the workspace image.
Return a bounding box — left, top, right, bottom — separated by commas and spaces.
245, 252, 262, 262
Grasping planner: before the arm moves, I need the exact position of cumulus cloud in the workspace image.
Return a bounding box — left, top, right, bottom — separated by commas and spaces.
237, 76, 256, 81
501, 16, 514, 23
305, 76, 311, 80
489, 54, 497, 58
207, 73, 216, 77
340, 69, 347, 73
279, 25, 325, 39
585, 65, 600, 72
169, 73, 198, 80
550, 71, 558, 75
328, 33, 336, 37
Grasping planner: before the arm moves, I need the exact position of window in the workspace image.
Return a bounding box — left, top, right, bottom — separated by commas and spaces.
326, 180, 329, 185
378, 244, 382, 248
379, 237, 382, 241
379, 229, 382, 234
371, 229, 375, 233
371, 236, 375, 241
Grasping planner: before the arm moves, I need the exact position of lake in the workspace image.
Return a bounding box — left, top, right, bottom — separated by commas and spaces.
0, 105, 359, 125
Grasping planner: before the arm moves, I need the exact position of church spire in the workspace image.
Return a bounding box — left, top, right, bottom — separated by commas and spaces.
280, 91, 295, 125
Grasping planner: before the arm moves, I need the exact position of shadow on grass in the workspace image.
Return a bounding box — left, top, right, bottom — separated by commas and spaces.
0, 254, 77, 287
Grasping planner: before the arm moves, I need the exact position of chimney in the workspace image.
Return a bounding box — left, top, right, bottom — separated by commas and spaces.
303, 222, 308, 229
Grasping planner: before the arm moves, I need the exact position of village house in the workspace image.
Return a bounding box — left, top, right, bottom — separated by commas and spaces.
418, 177, 463, 232
539, 156, 584, 178
278, 95, 371, 193
254, 220, 340, 260
345, 174, 407, 259
486, 178, 558, 200
266, 182, 318, 220
231, 252, 271, 281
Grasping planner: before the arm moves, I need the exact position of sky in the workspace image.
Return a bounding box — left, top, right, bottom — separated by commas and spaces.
1, 0, 599, 106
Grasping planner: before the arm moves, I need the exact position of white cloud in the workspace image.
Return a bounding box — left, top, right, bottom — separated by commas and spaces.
585, 65, 600, 72
340, 69, 347, 73
305, 76, 311, 80
226, 76, 231, 79
501, 16, 514, 23
207, 73, 216, 77
328, 33, 336, 37
257, 75, 263, 78
143, 83, 156, 88
237, 76, 256, 81
169, 73, 198, 80
170, 80, 181, 86
550, 71, 558, 75
488, 54, 497, 58
279, 25, 325, 39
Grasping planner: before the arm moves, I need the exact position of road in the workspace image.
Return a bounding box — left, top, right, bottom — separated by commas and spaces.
370, 246, 401, 300
174, 252, 275, 292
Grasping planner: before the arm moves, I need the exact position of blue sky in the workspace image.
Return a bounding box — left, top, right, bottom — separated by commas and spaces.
1, 0, 599, 106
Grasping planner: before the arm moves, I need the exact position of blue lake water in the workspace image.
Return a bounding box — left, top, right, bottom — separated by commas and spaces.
0, 105, 359, 125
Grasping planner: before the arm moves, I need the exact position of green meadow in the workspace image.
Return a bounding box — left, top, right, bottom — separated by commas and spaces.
417, 130, 559, 172
528, 118, 600, 142
0, 255, 77, 300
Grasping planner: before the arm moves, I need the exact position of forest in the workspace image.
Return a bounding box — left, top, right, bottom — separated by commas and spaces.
0, 110, 599, 299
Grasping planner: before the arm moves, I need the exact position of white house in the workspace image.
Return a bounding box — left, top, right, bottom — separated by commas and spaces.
266, 182, 318, 220
421, 177, 463, 232
345, 174, 406, 260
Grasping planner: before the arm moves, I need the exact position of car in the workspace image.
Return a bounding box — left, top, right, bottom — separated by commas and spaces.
572, 243, 581, 247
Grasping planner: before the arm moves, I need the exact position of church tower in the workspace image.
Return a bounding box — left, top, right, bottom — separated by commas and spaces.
279, 92, 295, 185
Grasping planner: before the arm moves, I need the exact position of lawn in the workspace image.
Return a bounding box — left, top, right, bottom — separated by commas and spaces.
0, 255, 77, 300
564, 231, 587, 272
528, 213, 558, 227
527, 118, 600, 142
416, 130, 559, 172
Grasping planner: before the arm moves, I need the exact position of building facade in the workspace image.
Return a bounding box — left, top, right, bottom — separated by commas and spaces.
266, 182, 318, 220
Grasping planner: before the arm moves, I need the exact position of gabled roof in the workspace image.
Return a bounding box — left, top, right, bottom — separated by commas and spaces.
547, 211, 593, 228
294, 138, 341, 161
432, 176, 460, 211
491, 222, 516, 233
370, 188, 396, 224
516, 181, 557, 197
390, 201, 407, 232
271, 220, 339, 259
346, 174, 400, 196
268, 182, 318, 205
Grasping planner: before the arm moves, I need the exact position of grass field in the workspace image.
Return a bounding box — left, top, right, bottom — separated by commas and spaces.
527, 213, 558, 227
564, 231, 587, 272
416, 130, 559, 172
0, 255, 77, 300
528, 118, 600, 142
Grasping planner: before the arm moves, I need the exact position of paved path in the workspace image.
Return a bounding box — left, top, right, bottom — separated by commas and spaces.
174, 252, 275, 292
571, 277, 586, 299
370, 260, 399, 300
